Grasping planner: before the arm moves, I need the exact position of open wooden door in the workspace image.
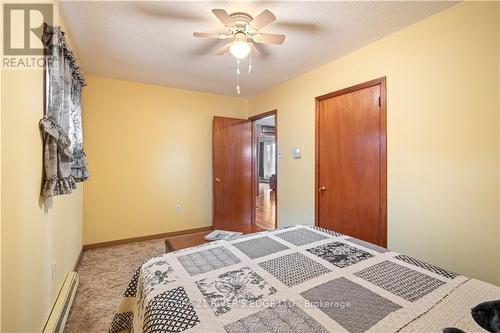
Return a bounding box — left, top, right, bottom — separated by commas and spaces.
213, 116, 252, 231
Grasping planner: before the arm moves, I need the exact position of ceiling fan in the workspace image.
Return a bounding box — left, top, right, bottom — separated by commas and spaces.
193, 9, 286, 59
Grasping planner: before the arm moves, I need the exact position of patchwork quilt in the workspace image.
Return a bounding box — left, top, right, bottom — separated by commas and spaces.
109, 226, 499, 333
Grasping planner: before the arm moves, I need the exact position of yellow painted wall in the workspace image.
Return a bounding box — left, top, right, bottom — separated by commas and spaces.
249, 2, 500, 285
82, 76, 247, 245
1, 68, 84, 333
1, 2, 4, 329
1, 4, 83, 332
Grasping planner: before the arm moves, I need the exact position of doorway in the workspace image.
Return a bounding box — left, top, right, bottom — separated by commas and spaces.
250, 111, 277, 230
212, 113, 276, 233
315, 78, 387, 247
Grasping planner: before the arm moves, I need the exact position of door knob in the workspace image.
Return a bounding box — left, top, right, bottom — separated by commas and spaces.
214, 177, 221, 183
318, 186, 327, 192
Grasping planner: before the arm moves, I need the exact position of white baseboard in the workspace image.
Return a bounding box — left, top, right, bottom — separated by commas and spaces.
43, 272, 79, 333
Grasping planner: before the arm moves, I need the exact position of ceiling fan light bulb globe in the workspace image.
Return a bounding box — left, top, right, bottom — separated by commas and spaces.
230, 41, 251, 59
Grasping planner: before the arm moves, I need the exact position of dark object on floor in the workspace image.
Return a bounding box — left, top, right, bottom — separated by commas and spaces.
471, 300, 500, 333
269, 174, 277, 191
443, 328, 465, 333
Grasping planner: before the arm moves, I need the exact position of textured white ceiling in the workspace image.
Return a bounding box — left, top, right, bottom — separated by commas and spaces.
60, 1, 456, 97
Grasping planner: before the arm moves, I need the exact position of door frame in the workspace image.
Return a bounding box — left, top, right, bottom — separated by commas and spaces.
315, 77, 387, 247
249, 110, 278, 230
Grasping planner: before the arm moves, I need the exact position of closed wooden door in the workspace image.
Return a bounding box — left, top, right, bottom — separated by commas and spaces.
213, 116, 252, 230
316, 78, 387, 247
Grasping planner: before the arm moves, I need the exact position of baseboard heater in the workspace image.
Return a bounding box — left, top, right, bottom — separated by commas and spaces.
43, 272, 79, 333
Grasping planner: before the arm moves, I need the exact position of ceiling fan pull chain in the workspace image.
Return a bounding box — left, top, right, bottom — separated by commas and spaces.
236, 59, 241, 95
248, 51, 253, 75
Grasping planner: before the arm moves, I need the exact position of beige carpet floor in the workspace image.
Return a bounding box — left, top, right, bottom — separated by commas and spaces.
64, 239, 165, 333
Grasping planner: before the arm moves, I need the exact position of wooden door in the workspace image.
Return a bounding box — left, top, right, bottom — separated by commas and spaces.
316, 78, 387, 247
213, 116, 252, 230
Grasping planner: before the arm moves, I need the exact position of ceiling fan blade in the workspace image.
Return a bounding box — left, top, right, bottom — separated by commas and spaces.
250, 9, 276, 30
193, 32, 230, 39
212, 9, 235, 27
251, 42, 271, 58
214, 42, 233, 55
191, 38, 224, 56
256, 33, 285, 45
250, 42, 260, 57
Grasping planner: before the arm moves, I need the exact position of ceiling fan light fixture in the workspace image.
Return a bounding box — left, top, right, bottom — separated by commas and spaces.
230, 41, 251, 59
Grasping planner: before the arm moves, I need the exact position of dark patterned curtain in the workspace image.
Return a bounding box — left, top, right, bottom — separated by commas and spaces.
40, 24, 89, 197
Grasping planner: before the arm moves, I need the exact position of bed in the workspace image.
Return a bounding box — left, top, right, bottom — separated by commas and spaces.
109, 225, 499, 333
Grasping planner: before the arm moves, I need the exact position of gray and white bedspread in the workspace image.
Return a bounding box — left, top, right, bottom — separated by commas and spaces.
110, 225, 499, 333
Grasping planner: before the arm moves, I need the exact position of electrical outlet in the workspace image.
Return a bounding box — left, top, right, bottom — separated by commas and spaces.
175, 204, 182, 214
51, 260, 56, 280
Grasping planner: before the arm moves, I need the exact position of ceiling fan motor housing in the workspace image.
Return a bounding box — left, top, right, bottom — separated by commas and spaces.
229, 12, 258, 40
229, 12, 253, 26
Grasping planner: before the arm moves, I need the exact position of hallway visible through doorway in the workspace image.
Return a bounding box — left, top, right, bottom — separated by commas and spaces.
252, 113, 277, 230
256, 183, 276, 229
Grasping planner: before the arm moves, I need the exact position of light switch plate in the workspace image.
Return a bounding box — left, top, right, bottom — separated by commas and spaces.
292, 147, 301, 159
